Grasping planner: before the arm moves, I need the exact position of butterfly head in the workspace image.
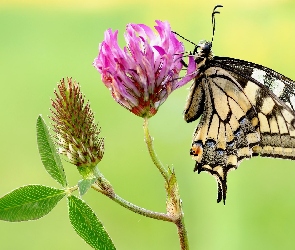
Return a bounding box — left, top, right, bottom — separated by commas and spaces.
192, 40, 214, 65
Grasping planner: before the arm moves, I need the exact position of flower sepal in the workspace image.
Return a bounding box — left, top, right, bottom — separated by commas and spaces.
77, 166, 114, 198
77, 166, 100, 196
77, 164, 99, 180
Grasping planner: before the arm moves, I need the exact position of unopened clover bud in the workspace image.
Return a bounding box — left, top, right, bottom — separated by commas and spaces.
50, 77, 104, 177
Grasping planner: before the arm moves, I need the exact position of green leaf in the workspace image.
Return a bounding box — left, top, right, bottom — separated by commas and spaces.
36, 115, 67, 187
78, 178, 97, 197
68, 195, 116, 250
0, 185, 66, 222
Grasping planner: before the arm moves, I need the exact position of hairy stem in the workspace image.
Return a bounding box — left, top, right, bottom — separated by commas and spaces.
143, 117, 169, 181
143, 117, 189, 250
91, 183, 173, 222
175, 216, 189, 250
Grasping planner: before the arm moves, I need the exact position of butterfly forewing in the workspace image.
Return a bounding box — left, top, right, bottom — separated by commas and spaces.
184, 80, 205, 123
214, 57, 295, 112
214, 58, 295, 159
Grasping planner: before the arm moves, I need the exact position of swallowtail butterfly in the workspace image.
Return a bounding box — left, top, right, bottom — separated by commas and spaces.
180, 5, 295, 204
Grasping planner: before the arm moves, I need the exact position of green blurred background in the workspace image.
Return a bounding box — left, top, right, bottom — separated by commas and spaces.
1, 0, 295, 249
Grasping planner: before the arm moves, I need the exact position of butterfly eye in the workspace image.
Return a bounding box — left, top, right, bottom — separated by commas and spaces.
199, 42, 212, 57
202, 43, 212, 52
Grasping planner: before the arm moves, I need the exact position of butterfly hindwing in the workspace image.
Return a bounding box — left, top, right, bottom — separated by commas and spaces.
185, 66, 261, 203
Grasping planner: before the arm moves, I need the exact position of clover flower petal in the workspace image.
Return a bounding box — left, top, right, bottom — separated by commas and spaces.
94, 20, 197, 118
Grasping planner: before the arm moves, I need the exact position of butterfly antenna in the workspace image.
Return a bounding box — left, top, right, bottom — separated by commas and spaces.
172, 31, 197, 47
211, 5, 223, 44
172, 31, 198, 66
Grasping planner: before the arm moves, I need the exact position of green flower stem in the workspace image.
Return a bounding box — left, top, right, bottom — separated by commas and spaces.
175, 216, 189, 250
111, 194, 173, 222
143, 117, 169, 181
91, 183, 173, 222
143, 117, 189, 250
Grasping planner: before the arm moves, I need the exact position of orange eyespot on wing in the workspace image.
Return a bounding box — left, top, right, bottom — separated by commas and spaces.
190, 143, 203, 156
